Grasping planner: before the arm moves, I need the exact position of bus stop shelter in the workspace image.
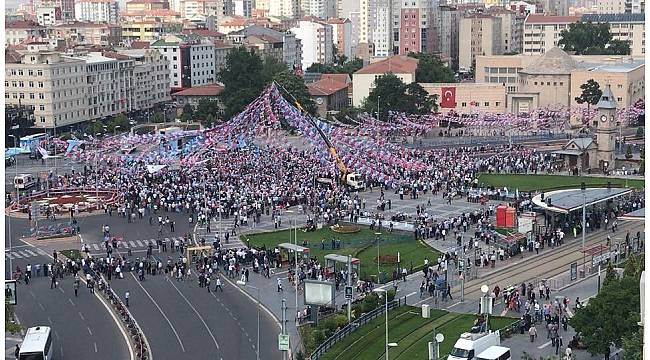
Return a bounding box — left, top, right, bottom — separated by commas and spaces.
620, 207, 644, 221
324, 254, 360, 275
278, 243, 310, 264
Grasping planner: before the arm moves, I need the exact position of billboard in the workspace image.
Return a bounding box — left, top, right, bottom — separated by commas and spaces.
5, 280, 17, 305
304, 280, 335, 306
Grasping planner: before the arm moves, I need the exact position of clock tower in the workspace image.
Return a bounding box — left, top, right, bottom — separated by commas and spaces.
594, 85, 617, 171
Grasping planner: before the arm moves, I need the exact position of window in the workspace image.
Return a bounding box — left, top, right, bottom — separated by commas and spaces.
496, 102, 500, 106
559, 82, 563, 86
18, 81, 24, 87
461, 102, 467, 107
19, 93, 24, 99
39, 105, 45, 111
484, 102, 489, 106
29, 93, 34, 99
617, 97, 622, 101
38, 82, 44, 88
37, 70, 43, 76
534, 81, 538, 85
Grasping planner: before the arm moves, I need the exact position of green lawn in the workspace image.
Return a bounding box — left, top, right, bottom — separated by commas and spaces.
478, 173, 644, 192
319, 306, 518, 360
60, 249, 82, 260
243, 227, 440, 282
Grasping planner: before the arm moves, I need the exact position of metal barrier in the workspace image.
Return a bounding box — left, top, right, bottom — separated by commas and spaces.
309, 296, 407, 360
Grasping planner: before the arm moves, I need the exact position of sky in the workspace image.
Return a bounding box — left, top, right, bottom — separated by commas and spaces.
6, 0, 25, 9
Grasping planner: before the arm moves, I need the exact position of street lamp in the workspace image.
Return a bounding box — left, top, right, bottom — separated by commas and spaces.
95, 133, 102, 209
114, 125, 121, 136
286, 210, 299, 317
236, 280, 260, 360
8, 135, 19, 279
581, 182, 586, 278
375, 232, 382, 281
374, 288, 397, 360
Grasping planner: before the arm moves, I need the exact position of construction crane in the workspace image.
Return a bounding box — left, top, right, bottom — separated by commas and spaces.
273, 81, 364, 190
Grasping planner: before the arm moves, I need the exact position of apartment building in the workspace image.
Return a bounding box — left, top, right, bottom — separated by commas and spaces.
302, 0, 336, 19
351, 55, 418, 106
4, 46, 171, 129
597, 0, 626, 13
151, 34, 216, 90
226, 25, 303, 69
74, 0, 119, 23
429, 4, 460, 70
488, 7, 525, 54
36, 6, 61, 26
5, 21, 47, 45
49, 22, 123, 46
268, 0, 300, 18
458, 14, 502, 72
290, 19, 333, 69
582, 13, 645, 56
396, 0, 434, 55
327, 18, 352, 59
122, 21, 164, 41
125, 0, 169, 13
522, 15, 579, 55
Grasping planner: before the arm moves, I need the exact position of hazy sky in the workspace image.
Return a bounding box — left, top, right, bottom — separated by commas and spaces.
5, 0, 25, 9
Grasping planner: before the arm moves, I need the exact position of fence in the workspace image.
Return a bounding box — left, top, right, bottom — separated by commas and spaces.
309, 296, 408, 360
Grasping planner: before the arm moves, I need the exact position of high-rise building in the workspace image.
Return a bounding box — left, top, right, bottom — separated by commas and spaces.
226, 25, 303, 68
396, 0, 434, 55
269, 0, 300, 18
290, 19, 333, 69
429, 4, 460, 70
302, 0, 336, 19
74, 0, 119, 23
150, 34, 216, 90
544, 0, 569, 15
488, 7, 525, 54
327, 18, 352, 59
372, 0, 392, 57
36, 5, 61, 26
522, 15, 579, 55
233, 0, 252, 17
458, 14, 502, 72
5, 20, 47, 45
582, 13, 645, 56
597, 0, 626, 13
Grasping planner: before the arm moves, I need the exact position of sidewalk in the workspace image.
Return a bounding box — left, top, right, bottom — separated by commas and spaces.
5, 334, 22, 360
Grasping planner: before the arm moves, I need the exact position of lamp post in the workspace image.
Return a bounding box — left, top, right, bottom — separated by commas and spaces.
114, 125, 121, 136
374, 288, 397, 360
377, 96, 381, 122
581, 182, 586, 278
8, 135, 19, 279
375, 232, 382, 281
236, 280, 260, 360
286, 210, 299, 318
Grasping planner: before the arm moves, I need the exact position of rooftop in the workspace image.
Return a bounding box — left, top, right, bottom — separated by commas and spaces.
581, 13, 645, 23
171, 84, 224, 97
525, 14, 580, 23
531, 187, 633, 214
130, 41, 151, 49
307, 78, 349, 96
67, 52, 118, 64
6, 20, 43, 29
320, 73, 351, 84
576, 59, 645, 73
520, 47, 577, 75
354, 55, 418, 75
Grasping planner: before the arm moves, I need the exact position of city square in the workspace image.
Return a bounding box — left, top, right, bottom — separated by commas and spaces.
3, 2, 647, 360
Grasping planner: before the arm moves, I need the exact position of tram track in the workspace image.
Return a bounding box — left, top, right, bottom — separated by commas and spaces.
455, 221, 639, 299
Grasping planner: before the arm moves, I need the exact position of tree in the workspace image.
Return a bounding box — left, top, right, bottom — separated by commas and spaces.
625, 145, 633, 159
218, 46, 266, 119
194, 99, 222, 126
621, 331, 642, 360
409, 53, 455, 83
261, 56, 288, 83
570, 261, 643, 355
306, 58, 364, 75
107, 113, 130, 134
559, 22, 629, 55
151, 111, 165, 123
85, 121, 104, 136
180, 103, 194, 122
575, 79, 602, 116
273, 71, 316, 115
363, 73, 435, 120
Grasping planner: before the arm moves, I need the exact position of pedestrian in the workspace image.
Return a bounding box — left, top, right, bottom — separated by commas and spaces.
215, 277, 223, 292
528, 324, 537, 342
14, 344, 20, 359
125, 291, 130, 307
555, 335, 563, 355
50, 273, 57, 289
206, 276, 211, 293
73, 280, 79, 297
277, 278, 283, 292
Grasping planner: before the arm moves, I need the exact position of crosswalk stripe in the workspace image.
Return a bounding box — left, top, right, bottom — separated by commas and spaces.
136, 240, 144, 247
129, 241, 137, 248
93, 244, 100, 251
24, 249, 37, 257
119, 241, 128, 248
37, 249, 48, 256
13, 251, 25, 258
5, 252, 15, 259
149, 239, 156, 246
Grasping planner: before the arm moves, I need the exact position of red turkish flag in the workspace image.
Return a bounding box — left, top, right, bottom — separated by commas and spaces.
441, 87, 456, 108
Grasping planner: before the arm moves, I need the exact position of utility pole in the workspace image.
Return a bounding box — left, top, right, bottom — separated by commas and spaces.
581, 182, 586, 277
347, 255, 352, 323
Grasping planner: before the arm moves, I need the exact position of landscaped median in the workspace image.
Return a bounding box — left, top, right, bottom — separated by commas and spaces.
241, 226, 440, 283
313, 305, 517, 360
478, 173, 644, 192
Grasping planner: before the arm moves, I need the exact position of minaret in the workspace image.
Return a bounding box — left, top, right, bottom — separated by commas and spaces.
595, 85, 617, 171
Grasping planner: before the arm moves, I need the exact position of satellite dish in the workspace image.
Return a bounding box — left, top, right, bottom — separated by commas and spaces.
436, 333, 445, 343
481, 285, 489, 294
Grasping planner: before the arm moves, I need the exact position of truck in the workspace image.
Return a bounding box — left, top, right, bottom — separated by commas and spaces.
448, 331, 501, 360
14, 174, 36, 190
316, 173, 364, 191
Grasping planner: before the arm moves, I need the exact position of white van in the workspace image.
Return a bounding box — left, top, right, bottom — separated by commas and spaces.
14, 174, 36, 190
477, 346, 511, 360
448, 331, 501, 360
19, 326, 53, 360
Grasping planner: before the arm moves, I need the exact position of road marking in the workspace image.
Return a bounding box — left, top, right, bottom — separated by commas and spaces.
538, 340, 552, 349
136, 240, 144, 247
92, 244, 100, 251
79, 311, 85, 321
54, 331, 60, 340
447, 301, 462, 308
129, 272, 186, 352
13, 251, 25, 258
129, 241, 137, 248
7, 244, 31, 249
38, 302, 45, 311
87, 326, 93, 336
166, 277, 220, 350
47, 317, 52, 325
68, 298, 75, 306
24, 249, 38, 256
5, 252, 15, 259
149, 239, 156, 245
405, 291, 417, 298
60, 346, 63, 359
120, 241, 128, 248
94, 342, 98, 353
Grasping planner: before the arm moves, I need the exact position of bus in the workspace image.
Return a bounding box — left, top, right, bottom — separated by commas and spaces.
19, 133, 48, 154
19, 326, 53, 360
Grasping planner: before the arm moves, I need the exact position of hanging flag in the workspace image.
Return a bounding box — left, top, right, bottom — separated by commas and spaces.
441, 87, 456, 108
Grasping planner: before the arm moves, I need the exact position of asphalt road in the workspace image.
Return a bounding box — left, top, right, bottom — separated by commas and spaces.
7, 246, 130, 360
